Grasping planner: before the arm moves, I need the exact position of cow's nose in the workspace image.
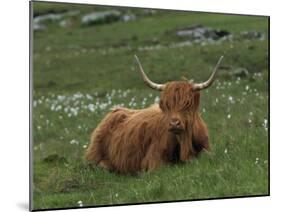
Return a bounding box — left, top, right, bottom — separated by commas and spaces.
169, 119, 181, 128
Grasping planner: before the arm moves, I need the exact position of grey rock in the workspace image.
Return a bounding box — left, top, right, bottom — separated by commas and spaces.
240, 31, 265, 40
34, 13, 63, 24
81, 10, 121, 26
121, 14, 136, 22
33, 10, 80, 27
33, 23, 46, 31
175, 24, 230, 43
232, 68, 249, 78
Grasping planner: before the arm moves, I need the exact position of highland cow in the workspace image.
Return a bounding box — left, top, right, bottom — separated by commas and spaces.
85, 55, 223, 174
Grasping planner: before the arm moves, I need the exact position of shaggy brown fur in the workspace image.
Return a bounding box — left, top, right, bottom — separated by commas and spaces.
85, 81, 210, 174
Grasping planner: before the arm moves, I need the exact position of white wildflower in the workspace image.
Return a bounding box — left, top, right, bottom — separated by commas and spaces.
70, 139, 79, 145
228, 96, 234, 104
88, 104, 95, 112
57, 95, 65, 102
55, 105, 62, 111
154, 96, 160, 103
51, 104, 55, 111
99, 103, 107, 110
122, 91, 128, 98
77, 200, 83, 207
262, 119, 268, 130
70, 108, 78, 116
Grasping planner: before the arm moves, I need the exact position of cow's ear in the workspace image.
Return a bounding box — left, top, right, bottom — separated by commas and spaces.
193, 91, 200, 110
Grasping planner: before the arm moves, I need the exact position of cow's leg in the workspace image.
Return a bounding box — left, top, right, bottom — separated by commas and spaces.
192, 114, 210, 154
177, 126, 195, 162
141, 146, 165, 172
147, 158, 164, 172
191, 92, 210, 154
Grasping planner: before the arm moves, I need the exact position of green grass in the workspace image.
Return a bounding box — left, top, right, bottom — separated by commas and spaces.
32, 2, 269, 210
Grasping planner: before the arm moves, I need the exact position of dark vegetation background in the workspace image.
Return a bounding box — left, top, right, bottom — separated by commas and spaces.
32, 1, 269, 210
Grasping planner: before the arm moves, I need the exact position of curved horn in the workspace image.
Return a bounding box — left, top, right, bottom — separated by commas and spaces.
192, 56, 224, 91
134, 55, 165, 91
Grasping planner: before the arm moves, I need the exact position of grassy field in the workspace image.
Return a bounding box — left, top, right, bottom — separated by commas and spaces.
32, 2, 269, 210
